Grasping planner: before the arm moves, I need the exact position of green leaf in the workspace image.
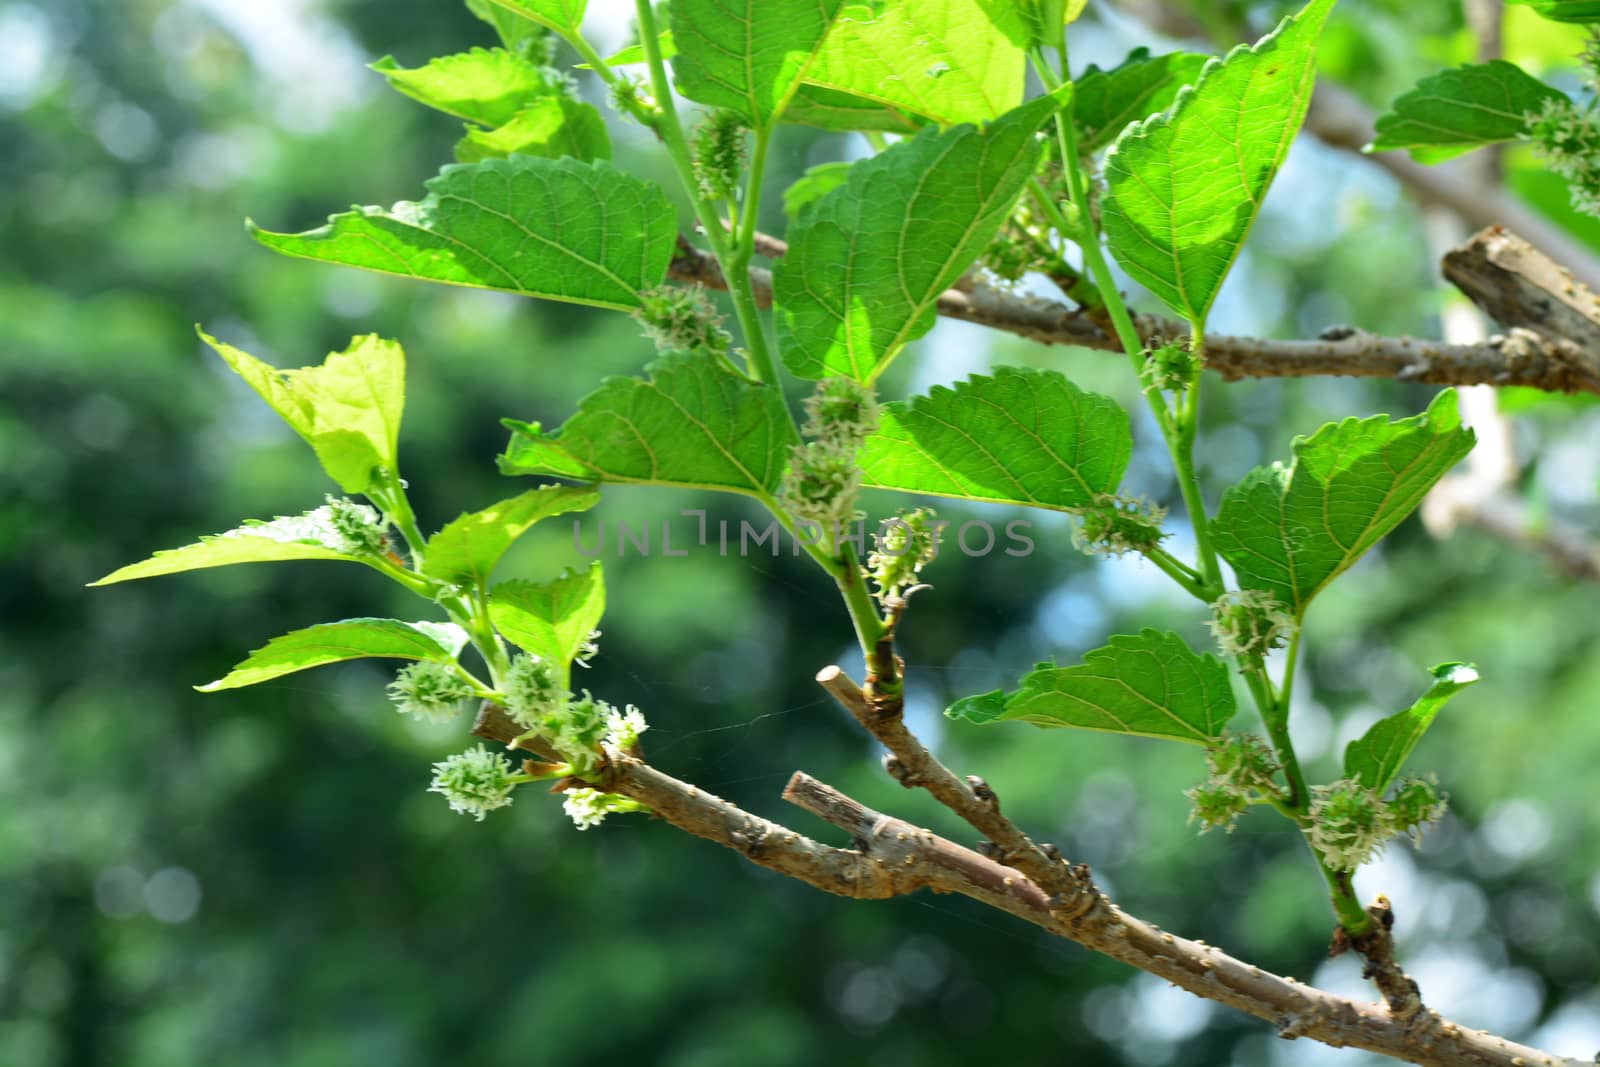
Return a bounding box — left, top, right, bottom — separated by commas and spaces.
92, 535, 358, 586
203, 332, 404, 494
858, 367, 1130, 510
1102, 0, 1335, 326
467, 0, 550, 55
669, 0, 847, 126
581, 30, 677, 68
1367, 61, 1566, 163
249, 156, 676, 312
782, 161, 854, 219
197, 619, 468, 692
422, 484, 600, 588
775, 88, 1066, 382
1073, 48, 1209, 151
489, 562, 605, 685
1508, 0, 1600, 22
499, 352, 797, 496
1345, 663, 1480, 790
948, 630, 1236, 744
484, 0, 587, 35
455, 98, 612, 163
371, 49, 566, 127
1212, 390, 1476, 618
799, 0, 1030, 125
781, 84, 925, 131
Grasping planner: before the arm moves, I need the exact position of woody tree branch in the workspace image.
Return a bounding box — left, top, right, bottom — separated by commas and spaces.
470, 703, 1583, 1067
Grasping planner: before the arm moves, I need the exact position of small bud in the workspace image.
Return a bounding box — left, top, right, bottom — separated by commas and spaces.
1309, 778, 1389, 871
387, 661, 472, 722
1387, 773, 1448, 846
547, 690, 612, 772
502, 653, 564, 731
1207, 589, 1297, 658
631, 284, 731, 356
1140, 342, 1198, 393
802, 377, 879, 450
1186, 782, 1248, 834
428, 745, 517, 821
1185, 733, 1283, 834
692, 109, 748, 202
868, 508, 940, 601
562, 787, 646, 831
1071, 493, 1168, 559
1523, 97, 1600, 220
574, 628, 601, 668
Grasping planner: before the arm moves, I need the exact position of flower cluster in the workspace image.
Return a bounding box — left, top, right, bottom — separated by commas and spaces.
631, 285, 731, 356
1307, 775, 1449, 871
780, 378, 879, 531
1185, 733, 1282, 834
1071, 493, 1168, 559
868, 508, 941, 601
226, 497, 390, 557
1524, 96, 1600, 219
429, 745, 517, 821
603, 703, 649, 751
387, 661, 473, 722
562, 788, 646, 831
502, 653, 564, 731
693, 109, 748, 203
1207, 589, 1297, 658
1140, 342, 1198, 394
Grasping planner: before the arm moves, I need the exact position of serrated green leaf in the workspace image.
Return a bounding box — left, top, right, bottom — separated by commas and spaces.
484, 0, 586, 34
1074, 48, 1209, 151
197, 619, 467, 691
1345, 663, 1479, 790
858, 367, 1130, 509
775, 88, 1066, 382
1367, 61, 1565, 163
1212, 390, 1476, 618
203, 332, 404, 494
371, 49, 566, 127
489, 562, 605, 686
422, 484, 600, 588
499, 352, 797, 496
948, 630, 1236, 744
799, 0, 1029, 125
1102, 0, 1335, 326
670, 0, 848, 126
1508, 0, 1600, 22
781, 84, 925, 131
249, 156, 676, 312
455, 98, 612, 163
782, 161, 854, 219
91, 535, 358, 586
467, 0, 550, 55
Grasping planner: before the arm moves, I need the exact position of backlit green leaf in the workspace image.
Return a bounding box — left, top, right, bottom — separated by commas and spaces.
203, 332, 404, 494
782, 161, 853, 219
775, 88, 1066, 382
484, 0, 587, 35
1345, 663, 1480, 790
489, 562, 605, 685
1508, 0, 1600, 22
799, 0, 1030, 125
1367, 61, 1565, 163
92, 534, 358, 586
499, 352, 797, 497
423, 484, 600, 588
948, 630, 1236, 744
1212, 390, 1476, 618
858, 367, 1130, 509
197, 619, 468, 691
582, 30, 676, 68
371, 49, 566, 127
670, 0, 847, 126
1074, 48, 1208, 151
1102, 0, 1335, 326
781, 84, 925, 131
454, 98, 612, 163
249, 156, 676, 312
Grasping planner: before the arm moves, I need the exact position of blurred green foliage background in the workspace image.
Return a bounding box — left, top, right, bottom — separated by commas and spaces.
3, 1, 1599, 1064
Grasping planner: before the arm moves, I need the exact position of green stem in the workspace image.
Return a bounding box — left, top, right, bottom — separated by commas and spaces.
372, 483, 428, 571
632, 0, 783, 389
1319, 861, 1373, 934
1142, 545, 1208, 600
1173, 326, 1223, 595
